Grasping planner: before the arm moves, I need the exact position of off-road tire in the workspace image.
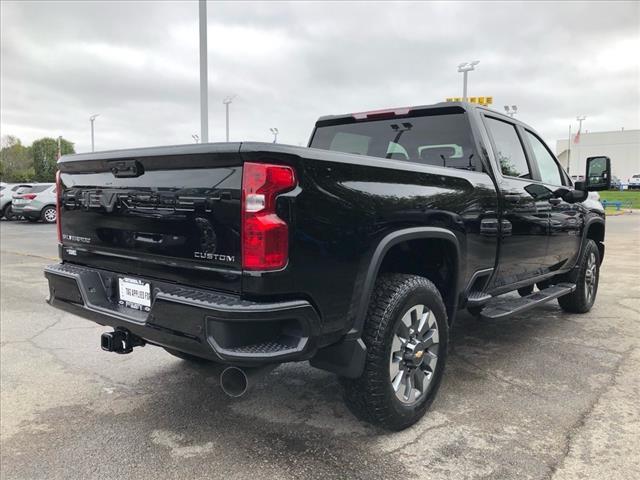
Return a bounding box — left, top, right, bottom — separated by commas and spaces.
558, 239, 600, 313
340, 273, 448, 431
164, 348, 215, 364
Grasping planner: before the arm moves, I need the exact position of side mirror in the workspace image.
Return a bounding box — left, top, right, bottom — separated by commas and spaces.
584, 156, 611, 191
553, 186, 588, 203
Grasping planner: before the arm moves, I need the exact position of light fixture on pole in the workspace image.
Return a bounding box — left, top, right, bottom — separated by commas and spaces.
457, 60, 479, 102
504, 105, 518, 117
223, 95, 237, 142
198, 0, 209, 143
192, 134, 200, 143
269, 127, 279, 143
89, 114, 99, 152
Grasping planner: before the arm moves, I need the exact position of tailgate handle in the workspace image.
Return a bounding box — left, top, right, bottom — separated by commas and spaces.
134, 233, 163, 244
110, 160, 144, 178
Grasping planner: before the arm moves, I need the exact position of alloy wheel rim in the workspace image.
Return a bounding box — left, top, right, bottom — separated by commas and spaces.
44, 209, 56, 222
389, 304, 439, 405
584, 252, 597, 302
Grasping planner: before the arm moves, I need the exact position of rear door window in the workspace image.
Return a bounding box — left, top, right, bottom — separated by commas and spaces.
484, 117, 531, 179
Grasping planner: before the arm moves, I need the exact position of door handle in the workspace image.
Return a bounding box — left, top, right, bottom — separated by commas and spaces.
548, 197, 562, 205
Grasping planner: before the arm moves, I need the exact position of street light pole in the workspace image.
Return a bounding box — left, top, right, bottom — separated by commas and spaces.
89, 114, 99, 152
199, 0, 209, 143
457, 61, 479, 102
223, 95, 236, 142
567, 124, 572, 175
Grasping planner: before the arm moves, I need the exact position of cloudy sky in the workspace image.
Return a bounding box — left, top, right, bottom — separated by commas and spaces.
1, 1, 638, 153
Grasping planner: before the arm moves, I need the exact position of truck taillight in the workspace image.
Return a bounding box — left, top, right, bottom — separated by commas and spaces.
242, 162, 296, 270
56, 170, 62, 244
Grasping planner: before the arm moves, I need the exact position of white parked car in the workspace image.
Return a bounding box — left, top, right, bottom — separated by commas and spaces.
11, 183, 57, 223
0, 182, 34, 220
628, 174, 640, 190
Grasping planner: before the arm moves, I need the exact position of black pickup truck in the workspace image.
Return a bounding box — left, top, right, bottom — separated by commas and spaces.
45, 102, 610, 430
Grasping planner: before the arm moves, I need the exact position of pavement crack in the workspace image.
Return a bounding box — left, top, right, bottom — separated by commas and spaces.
545, 346, 635, 480
383, 421, 451, 455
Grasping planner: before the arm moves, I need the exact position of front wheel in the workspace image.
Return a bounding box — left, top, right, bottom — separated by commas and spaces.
558, 239, 600, 313
341, 273, 448, 430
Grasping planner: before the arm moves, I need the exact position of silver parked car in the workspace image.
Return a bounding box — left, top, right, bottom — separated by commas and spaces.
11, 183, 57, 223
0, 182, 33, 220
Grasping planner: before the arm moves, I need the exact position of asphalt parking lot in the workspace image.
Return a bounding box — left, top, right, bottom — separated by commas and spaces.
1, 216, 639, 480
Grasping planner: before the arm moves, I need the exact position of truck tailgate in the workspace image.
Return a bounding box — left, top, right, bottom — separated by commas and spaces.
57, 144, 243, 293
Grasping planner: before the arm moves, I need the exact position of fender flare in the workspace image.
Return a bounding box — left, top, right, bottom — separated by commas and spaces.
579, 216, 605, 263
352, 226, 462, 336
311, 227, 462, 378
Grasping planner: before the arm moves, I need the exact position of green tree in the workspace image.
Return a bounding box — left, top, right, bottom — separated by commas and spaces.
32, 137, 75, 182
0, 136, 33, 182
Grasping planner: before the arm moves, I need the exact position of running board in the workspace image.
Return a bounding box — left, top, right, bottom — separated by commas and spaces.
480, 283, 576, 320
466, 291, 492, 307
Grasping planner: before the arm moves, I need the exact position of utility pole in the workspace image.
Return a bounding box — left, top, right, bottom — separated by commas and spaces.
199, 0, 209, 143
89, 114, 99, 152
223, 95, 236, 142
269, 127, 279, 143
567, 124, 571, 175
457, 61, 479, 102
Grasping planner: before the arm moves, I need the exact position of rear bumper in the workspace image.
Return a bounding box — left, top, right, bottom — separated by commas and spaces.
44, 262, 320, 366
10, 203, 39, 217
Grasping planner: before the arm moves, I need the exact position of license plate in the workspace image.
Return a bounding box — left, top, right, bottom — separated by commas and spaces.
13, 199, 25, 204
118, 277, 151, 311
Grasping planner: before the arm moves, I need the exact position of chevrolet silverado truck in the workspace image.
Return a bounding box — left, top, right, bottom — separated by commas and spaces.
44, 102, 610, 430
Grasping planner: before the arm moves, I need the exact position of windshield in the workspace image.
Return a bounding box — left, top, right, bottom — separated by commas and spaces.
310, 113, 480, 171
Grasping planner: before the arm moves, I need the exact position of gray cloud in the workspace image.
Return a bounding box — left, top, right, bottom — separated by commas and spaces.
1, 1, 638, 153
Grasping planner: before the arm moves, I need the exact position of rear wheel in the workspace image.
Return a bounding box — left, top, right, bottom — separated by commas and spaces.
41, 206, 57, 224
341, 273, 448, 430
558, 240, 600, 313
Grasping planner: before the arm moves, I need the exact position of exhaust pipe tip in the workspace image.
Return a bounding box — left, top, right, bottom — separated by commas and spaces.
220, 366, 249, 398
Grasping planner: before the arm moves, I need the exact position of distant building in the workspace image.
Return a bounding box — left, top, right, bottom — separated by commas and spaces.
556, 129, 640, 182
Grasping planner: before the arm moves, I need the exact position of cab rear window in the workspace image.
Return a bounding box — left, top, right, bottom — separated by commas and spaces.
311, 113, 480, 171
